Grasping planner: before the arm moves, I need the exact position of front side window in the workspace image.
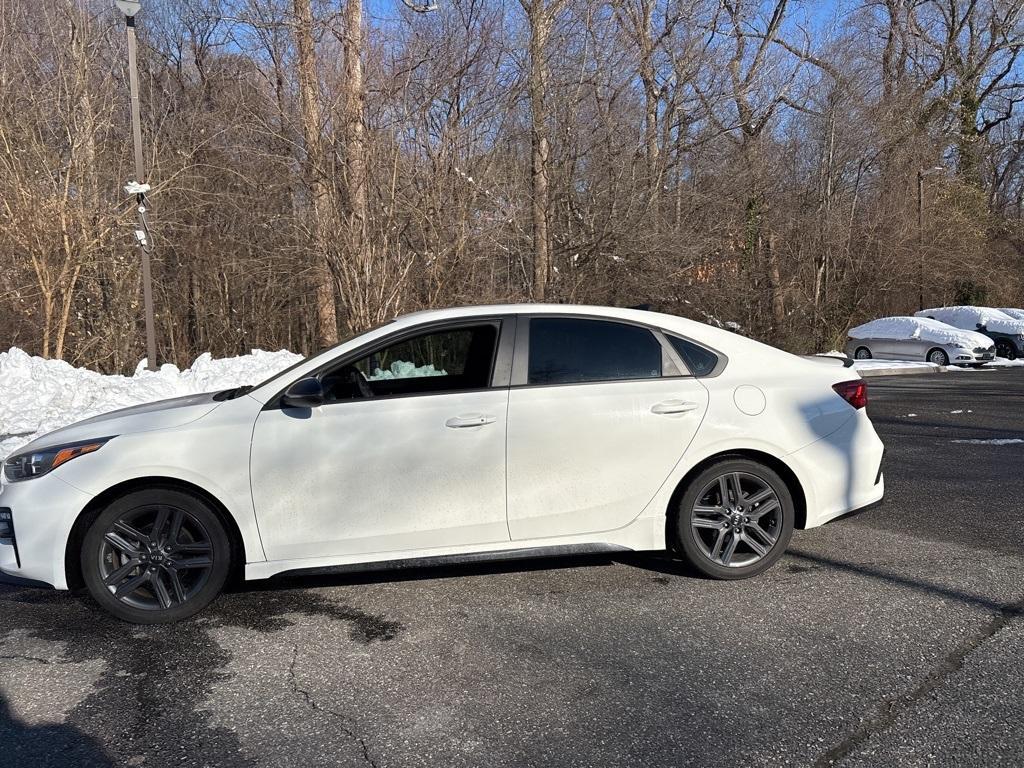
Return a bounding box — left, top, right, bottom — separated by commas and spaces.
322, 323, 498, 401
527, 318, 662, 385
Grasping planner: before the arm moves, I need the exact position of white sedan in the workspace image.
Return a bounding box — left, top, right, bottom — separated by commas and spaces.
0, 305, 885, 623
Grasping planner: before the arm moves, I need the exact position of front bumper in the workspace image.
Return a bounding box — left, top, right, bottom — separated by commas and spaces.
951, 349, 994, 365
0, 474, 93, 589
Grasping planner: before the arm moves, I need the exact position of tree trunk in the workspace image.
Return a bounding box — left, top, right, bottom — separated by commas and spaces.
292, 0, 338, 347
525, 0, 552, 301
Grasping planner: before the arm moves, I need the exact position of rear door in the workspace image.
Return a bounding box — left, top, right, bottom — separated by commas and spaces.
505, 316, 710, 540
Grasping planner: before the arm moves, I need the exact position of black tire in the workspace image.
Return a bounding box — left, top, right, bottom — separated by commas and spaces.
81, 489, 231, 623
853, 346, 872, 360
996, 340, 1017, 360
926, 348, 949, 366
670, 459, 794, 580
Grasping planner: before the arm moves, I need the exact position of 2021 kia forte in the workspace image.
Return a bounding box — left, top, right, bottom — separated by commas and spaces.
0, 305, 885, 622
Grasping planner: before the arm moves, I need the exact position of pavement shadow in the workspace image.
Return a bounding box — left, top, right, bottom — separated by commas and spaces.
0, 692, 112, 767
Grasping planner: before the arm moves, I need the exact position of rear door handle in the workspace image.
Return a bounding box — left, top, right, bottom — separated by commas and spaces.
651, 400, 700, 415
445, 414, 497, 429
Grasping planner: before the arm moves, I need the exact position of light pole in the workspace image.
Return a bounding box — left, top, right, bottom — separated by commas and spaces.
116, 0, 158, 371
917, 166, 944, 312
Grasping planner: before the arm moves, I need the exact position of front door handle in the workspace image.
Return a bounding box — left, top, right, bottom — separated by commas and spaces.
651, 400, 700, 415
445, 414, 497, 429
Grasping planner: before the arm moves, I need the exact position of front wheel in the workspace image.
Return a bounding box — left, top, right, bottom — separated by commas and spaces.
853, 346, 872, 360
996, 340, 1017, 360
670, 459, 794, 579
81, 489, 231, 623
927, 348, 949, 366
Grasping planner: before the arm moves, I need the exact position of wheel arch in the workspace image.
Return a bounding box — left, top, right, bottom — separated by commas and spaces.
64, 476, 246, 592
665, 450, 808, 539
926, 346, 949, 364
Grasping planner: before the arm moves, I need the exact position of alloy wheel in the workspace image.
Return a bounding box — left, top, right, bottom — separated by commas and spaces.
690, 472, 782, 568
97, 505, 215, 611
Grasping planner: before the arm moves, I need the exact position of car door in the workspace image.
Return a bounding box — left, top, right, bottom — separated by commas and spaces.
505, 316, 710, 541
878, 318, 912, 360
250, 318, 513, 562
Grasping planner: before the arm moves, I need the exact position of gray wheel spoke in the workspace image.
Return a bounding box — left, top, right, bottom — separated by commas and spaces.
151, 507, 171, 544
741, 532, 767, 556
104, 532, 142, 556
694, 504, 725, 516
748, 499, 779, 521
168, 569, 188, 603
114, 571, 151, 599
710, 528, 727, 560
174, 541, 212, 554
720, 532, 739, 565
151, 572, 173, 609
747, 523, 777, 547
113, 520, 149, 546
166, 509, 185, 547
746, 488, 773, 506
692, 517, 727, 530
173, 555, 212, 570
717, 476, 730, 506
103, 558, 142, 586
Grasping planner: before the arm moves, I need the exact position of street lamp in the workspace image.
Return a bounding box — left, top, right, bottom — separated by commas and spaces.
917, 166, 944, 312
116, 0, 158, 371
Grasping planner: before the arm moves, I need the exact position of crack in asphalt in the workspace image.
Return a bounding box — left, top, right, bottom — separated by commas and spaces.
287, 643, 379, 768
815, 595, 1024, 767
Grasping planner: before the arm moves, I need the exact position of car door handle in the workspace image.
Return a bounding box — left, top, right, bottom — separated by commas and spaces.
651, 400, 700, 415
445, 414, 497, 429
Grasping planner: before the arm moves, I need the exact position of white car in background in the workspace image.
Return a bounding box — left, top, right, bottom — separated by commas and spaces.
1, 305, 885, 623
844, 316, 994, 367
915, 306, 1024, 360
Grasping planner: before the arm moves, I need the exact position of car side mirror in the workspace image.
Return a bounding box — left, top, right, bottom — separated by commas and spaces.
282, 377, 324, 408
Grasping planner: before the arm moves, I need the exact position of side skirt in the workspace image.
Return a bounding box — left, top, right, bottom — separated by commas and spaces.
267, 543, 634, 581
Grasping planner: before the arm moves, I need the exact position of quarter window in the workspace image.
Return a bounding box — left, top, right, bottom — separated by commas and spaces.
527, 318, 662, 385
321, 323, 499, 401
667, 335, 719, 376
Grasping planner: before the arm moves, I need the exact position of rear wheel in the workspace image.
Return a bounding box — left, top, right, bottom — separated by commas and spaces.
671, 459, 794, 579
996, 340, 1017, 360
81, 489, 230, 623
927, 348, 949, 366
853, 347, 872, 360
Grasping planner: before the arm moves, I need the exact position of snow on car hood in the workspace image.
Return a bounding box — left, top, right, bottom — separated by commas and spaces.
850, 316, 992, 348
0, 346, 300, 458
915, 306, 1024, 335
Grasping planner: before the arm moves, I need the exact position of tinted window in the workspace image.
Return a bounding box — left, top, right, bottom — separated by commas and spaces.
322, 323, 498, 401
528, 318, 662, 385
667, 335, 719, 376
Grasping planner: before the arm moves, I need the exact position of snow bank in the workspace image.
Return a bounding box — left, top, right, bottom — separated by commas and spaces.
369, 361, 446, 380
915, 306, 1024, 335
849, 316, 991, 348
0, 347, 301, 458
998, 308, 1024, 321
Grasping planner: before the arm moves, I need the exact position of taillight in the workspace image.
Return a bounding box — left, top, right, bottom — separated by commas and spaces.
833, 379, 867, 409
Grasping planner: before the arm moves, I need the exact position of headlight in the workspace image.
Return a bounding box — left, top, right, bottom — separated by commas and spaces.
2, 437, 114, 482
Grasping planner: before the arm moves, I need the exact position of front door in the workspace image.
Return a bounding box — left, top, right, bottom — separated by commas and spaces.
250, 321, 510, 562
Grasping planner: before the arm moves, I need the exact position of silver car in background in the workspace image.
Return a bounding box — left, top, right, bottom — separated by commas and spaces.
845, 316, 995, 367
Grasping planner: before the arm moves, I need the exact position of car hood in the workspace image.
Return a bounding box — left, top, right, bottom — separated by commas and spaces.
13, 392, 223, 455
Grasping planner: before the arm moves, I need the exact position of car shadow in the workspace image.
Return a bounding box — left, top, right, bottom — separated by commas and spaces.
0, 692, 113, 767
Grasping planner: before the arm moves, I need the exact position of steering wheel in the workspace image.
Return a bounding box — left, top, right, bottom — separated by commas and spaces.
346, 366, 374, 399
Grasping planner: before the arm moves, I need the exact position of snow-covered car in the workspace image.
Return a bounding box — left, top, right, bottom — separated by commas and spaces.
915, 306, 1024, 360
998, 307, 1024, 322
844, 316, 995, 367
0, 305, 885, 623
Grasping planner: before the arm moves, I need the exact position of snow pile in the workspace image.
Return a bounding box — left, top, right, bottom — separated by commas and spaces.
849, 316, 991, 348
998, 308, 1024, 321
915, 306, 1024, 335
369, 361, 447, 380
0, 347, 301, 458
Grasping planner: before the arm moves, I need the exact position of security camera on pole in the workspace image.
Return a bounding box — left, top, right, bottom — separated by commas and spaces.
116, 0, 158, 371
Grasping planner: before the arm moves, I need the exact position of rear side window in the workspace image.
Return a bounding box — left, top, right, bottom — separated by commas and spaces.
667, 335, 719, 376
527, 318, 662, 385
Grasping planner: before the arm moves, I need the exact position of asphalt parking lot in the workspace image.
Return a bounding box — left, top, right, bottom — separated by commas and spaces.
2, 369, 1022, 768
